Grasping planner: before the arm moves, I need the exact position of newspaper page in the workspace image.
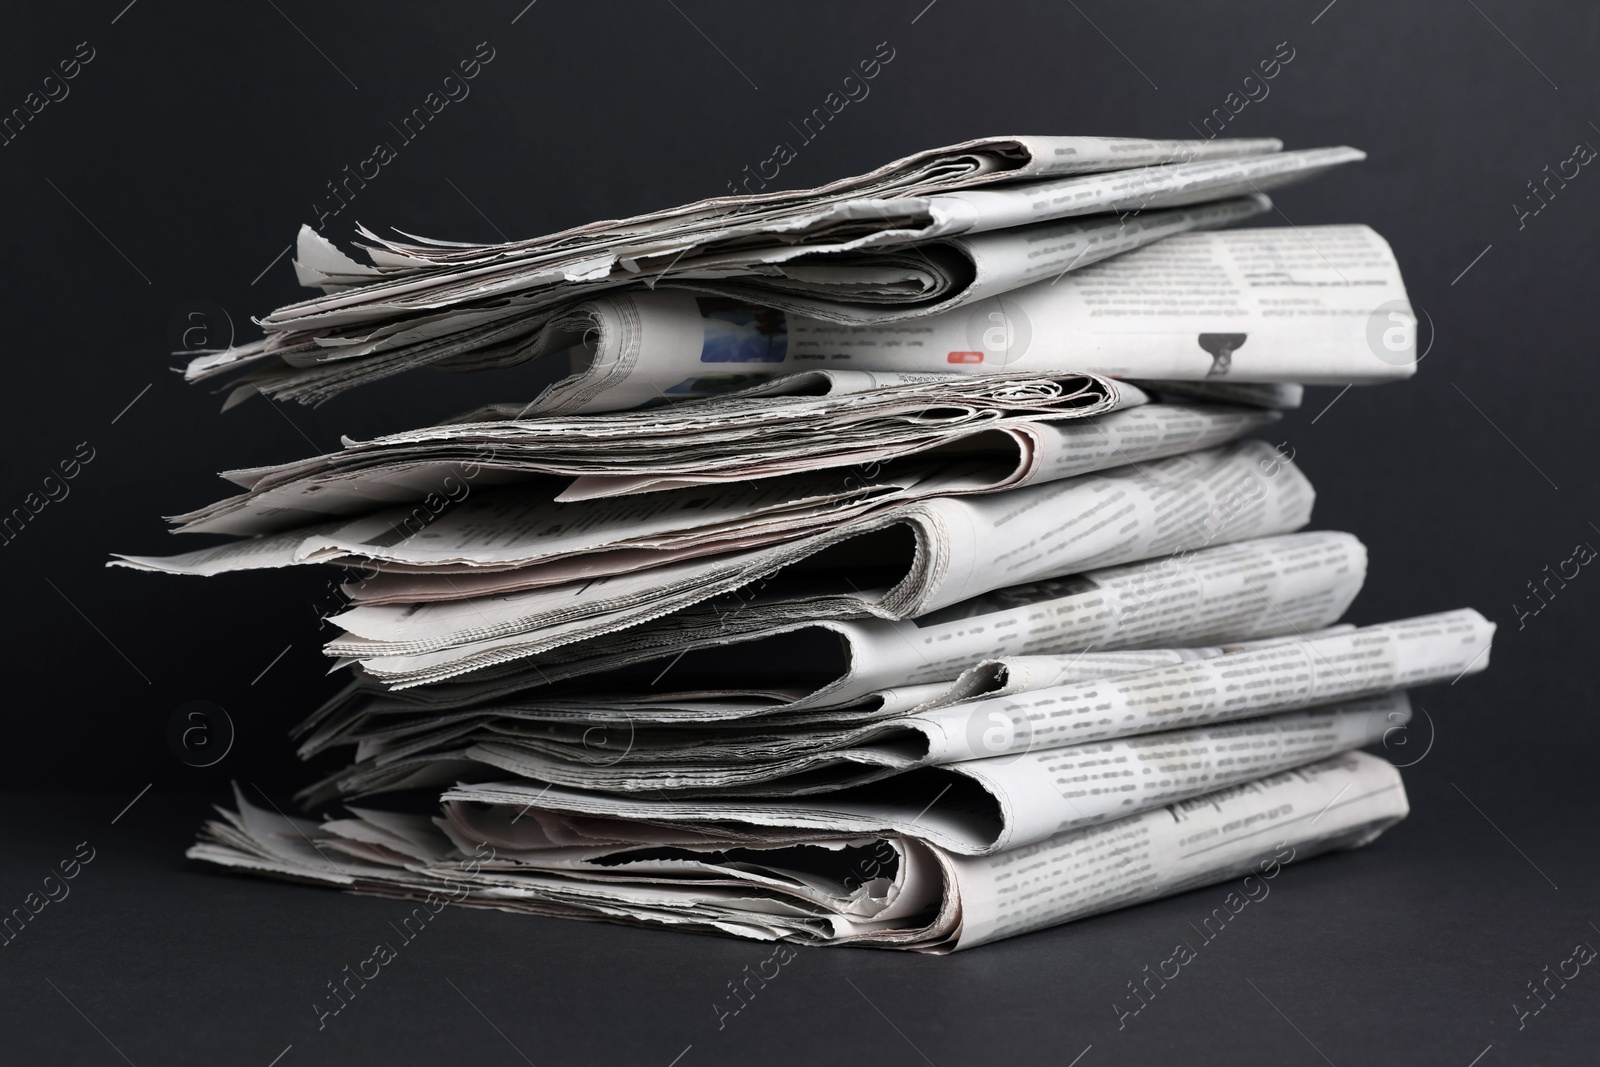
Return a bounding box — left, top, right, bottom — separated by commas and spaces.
518, 224, 1414, 414
188, 138, 1304, 404
631, 529, 1368, 713
422, 610, 1486, 799
297, 628, 1355, 802
668, 195, 1271, 323
289, 531, 1368, 773
112, 401, 1272, 577
185, 750, 1405, 950
465, 695, 1408, 844
442, 699, 1409, 856
631, 146, 1358, 276
162, 371, 1131, 536
909, 626, 1348, 710
945, 750, 1408, 949
324, 441, 1315, 686
889, 610, 1489, 764
296, 646, 1247, 799
209, 135, 1286, 313
292, 135, 1289, 285
558, 398, 1279, 500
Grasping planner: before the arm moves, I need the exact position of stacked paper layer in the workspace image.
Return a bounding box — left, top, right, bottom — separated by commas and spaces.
119, 134, 1487, 951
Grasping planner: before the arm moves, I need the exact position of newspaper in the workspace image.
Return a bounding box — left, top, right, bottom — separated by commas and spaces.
323, 611, 1488, 801
185, 139, 1346, 405
659, 195, 1270, 322
187, 750, 1408, 951
304, 134, 1289, 282
295, 627, 1361, 802
441, 692, 1416, 854
294, 534, 1369, 793
158, 371, 1132, 536
946, 750, 1406, 949
322, 440, 1315, 687
213, 213, 1408, 416
515, 223, 1415, 415
291, 530, 1368, 774
115, 402, 1272, 580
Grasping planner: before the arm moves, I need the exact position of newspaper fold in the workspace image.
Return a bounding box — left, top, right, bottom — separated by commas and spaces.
324, 440, 1315, 686
295, 626, 1352, 801
188, 137, 1343, 405
649, 195, 1269, 322
158, 371, 1133, 536
115, 402, 1272, 580
411, 611, 1490, 799
188, 750, 1408, 950
439, 692, 1416, 854
299, 610, 1487, 804
522, 223, 1416, 414
304, 134, 1288, 282
292, 530, 1368, 776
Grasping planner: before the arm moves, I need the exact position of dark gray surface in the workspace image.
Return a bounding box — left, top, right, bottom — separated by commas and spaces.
2, 0, 1597, 1062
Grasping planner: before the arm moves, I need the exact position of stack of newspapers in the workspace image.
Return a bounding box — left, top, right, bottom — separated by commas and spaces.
120, 135, 1493, 951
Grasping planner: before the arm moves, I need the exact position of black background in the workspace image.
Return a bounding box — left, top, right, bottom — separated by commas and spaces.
2, 1, 1597, 1064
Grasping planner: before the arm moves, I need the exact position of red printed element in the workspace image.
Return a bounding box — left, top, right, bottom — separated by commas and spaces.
947, 351, 984, 364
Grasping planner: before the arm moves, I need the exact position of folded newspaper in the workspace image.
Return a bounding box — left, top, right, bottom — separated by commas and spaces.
180, 136, 1377, 409
192, 750, 1409, 951
295, 530, 1372, 732
116, 131, 1478, 951
312, 438, 1318, 687
515, 221, 1415, 414
294, 611, 1492, 803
